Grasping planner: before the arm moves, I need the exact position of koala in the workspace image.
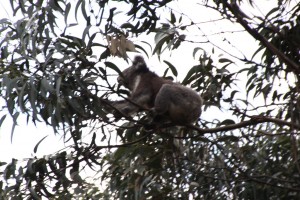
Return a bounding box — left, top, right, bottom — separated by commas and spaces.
112, 56, 203, 125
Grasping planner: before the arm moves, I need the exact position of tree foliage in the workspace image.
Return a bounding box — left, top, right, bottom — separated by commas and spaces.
0, 0, 300, 199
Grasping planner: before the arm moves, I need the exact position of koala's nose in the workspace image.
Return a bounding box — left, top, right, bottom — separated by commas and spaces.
117, 76, 123, 84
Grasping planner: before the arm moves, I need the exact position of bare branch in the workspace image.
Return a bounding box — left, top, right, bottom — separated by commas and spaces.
188, 115, 300, 135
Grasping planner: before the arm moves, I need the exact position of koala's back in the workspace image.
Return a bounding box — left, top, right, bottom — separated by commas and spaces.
154, 84, 202, 124
135, 73, 173, 108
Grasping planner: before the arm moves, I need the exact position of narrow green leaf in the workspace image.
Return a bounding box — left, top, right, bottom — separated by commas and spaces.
163, 60, 178, 77
178, 15, 182, 23
87, 32, 98, 49
29, 186, 41, 200
29, 77, 39, 121
0, 115, 7, 127
6, 78, 19, 98
265, 7, 280, 19
170, 11, 176, 24
12, 112, 19, 125
193, 47, 204, 59
47, 11, 57, 36
82, 25, 91, 41
153, 36, 169, 55
26, 159, 35, 174
154, 29, 169, 44
75, 0, 82, 22
49, 0, 63, 12
272, 90, 278, 102
81, 0, 88, 21
251, 45, 264, 60
182, 65, 198, 85
219, 58, 233, 63
120, 22, 135, 29
10, 122, 16, 143
19, 0, 26, 13
34, 135, 48, 153
262, 83, 272, 100
65, 2, 71, 24
1, 46, 9, 59
99, 48, 110, 61
105, 62, 122, 75
219, 119, 236, 126
56, 76, 62, 98
134, 44, 149, 58
4, 159, 16, 180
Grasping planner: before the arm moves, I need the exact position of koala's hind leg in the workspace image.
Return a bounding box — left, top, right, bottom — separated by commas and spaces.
112, 100, 137, 116
112, 92, 151, 118
154, 84, 202, 124
153, 84, 174, 115
151, 84, 180, 124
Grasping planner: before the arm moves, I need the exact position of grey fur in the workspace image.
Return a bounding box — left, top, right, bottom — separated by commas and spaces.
113, 56, 203, 124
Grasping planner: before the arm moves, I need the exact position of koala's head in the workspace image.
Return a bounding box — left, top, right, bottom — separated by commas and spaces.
117, 56, 149, 90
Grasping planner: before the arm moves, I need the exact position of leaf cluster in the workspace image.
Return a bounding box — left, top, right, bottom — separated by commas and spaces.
1, 0, 300, 199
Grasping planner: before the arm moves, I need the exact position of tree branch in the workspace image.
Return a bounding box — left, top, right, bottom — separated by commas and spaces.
188, 115, 300, 135
221, 0, 300, 73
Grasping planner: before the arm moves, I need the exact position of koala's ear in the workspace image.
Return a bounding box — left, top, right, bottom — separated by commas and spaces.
133, 56, 147, 70
133, 56, 145, 65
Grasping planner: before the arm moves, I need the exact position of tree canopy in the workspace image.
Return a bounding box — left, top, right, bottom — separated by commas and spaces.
0, 0, 300, 199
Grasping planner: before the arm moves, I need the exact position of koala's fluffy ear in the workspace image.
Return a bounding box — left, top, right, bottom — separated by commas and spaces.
133, 56, 145, 65
133, 56, 148, 71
